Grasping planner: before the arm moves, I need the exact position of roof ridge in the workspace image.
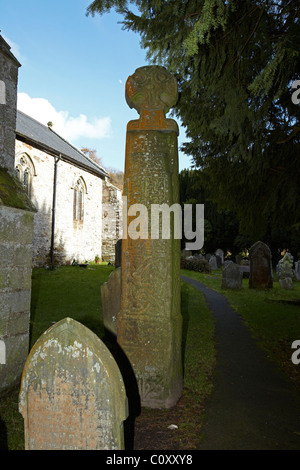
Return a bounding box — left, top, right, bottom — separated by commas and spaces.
16, 110, 108, 176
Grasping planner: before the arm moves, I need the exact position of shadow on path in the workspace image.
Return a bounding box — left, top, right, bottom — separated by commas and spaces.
181, 275, 300, 450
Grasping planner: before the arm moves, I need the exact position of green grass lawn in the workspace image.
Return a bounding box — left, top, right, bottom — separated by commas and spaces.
29, 264, 114, 344
0, 264, 215, 450
1, 264, 299, 450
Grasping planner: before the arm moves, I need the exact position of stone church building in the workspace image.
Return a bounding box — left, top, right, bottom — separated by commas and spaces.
14, 110, 122, 267
0, 33, 122, 395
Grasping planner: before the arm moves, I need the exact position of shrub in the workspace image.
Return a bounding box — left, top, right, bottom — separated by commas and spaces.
180, 257, 211, 273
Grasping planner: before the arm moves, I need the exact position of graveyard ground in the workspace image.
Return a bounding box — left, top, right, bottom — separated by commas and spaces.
0, 265, 299, 450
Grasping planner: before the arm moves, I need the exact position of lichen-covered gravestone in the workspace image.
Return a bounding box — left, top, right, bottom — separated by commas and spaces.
279, 253, 294, 289
19, 318, 128, 450
221, 261, 243, 289
118, 65, 183, 408
249, 241, 273, 289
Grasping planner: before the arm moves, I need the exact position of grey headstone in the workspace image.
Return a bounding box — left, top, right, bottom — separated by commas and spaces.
222, 262, 243, 289
279, 277, 294, 290
209, 255, 218, 270
278, 252, 294, 289
215, 249, 224, 265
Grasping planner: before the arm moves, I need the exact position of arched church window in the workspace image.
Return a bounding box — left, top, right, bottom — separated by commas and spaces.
23, 168, 32, 198
15, 153, 35, 199
73, 178, 85, 222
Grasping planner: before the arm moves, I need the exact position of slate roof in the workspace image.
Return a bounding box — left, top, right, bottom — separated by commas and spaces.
16, 110, 108, 179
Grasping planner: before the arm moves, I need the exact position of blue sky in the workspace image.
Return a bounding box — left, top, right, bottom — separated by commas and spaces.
1, 0, 191, 172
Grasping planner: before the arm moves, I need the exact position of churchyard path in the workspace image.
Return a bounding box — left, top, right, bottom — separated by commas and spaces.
181, 275, 300, 450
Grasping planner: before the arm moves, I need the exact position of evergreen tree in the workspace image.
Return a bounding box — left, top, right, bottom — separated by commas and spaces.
87, 0, 300, 244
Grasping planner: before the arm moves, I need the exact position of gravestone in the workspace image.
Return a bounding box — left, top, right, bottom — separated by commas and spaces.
295, 261, 300, 281
279, 253, 294, 289
249, 241, 273, 289
101, 267, 121, 336
224, 260, 233, 268
19, 318, 128, 450
215, 249, 224, 265
277, 252, 294, 279
221, 261, 243, 289
118, 65, 183, 408
209, 255, 218, 270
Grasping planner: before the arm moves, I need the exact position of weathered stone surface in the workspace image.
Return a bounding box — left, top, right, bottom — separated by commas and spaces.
279, 277, 294, 290
209, 255, 218, 270
19, 318, 128, 450
278, 252, 294, 289
277, 252, 294, 279
221, 261, 243, 289
215, 248, 224, 265
0, 36, 21, 173
118, 66, 182, 408
101, 267, 121, 336
249, 241, 273, 289
102, 181, 123, 263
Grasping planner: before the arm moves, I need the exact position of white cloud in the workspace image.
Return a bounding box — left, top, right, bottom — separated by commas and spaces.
17, 92, 112, 141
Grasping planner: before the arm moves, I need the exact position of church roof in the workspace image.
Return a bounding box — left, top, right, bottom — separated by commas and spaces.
16, 110, 108, 179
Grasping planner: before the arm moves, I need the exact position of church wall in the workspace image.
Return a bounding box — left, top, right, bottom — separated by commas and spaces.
102, 180, 123, 263
15, 140, 103, 266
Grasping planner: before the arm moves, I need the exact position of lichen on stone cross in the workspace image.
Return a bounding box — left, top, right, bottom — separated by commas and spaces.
125, 65, 179, 133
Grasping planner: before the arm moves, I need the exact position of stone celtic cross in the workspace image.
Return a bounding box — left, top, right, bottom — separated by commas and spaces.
118, 66, 183, 409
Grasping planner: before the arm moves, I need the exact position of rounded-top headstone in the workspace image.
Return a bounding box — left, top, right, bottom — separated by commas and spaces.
19, 317, 128, 450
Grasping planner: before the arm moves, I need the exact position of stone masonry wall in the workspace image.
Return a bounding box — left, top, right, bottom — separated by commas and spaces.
0, 205, 34, 394
101, 180, 123, 263
15, 141, 104, 266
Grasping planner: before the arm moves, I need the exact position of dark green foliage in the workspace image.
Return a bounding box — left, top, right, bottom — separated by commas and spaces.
179, 168, 246, 255
87, 0, 300, 244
